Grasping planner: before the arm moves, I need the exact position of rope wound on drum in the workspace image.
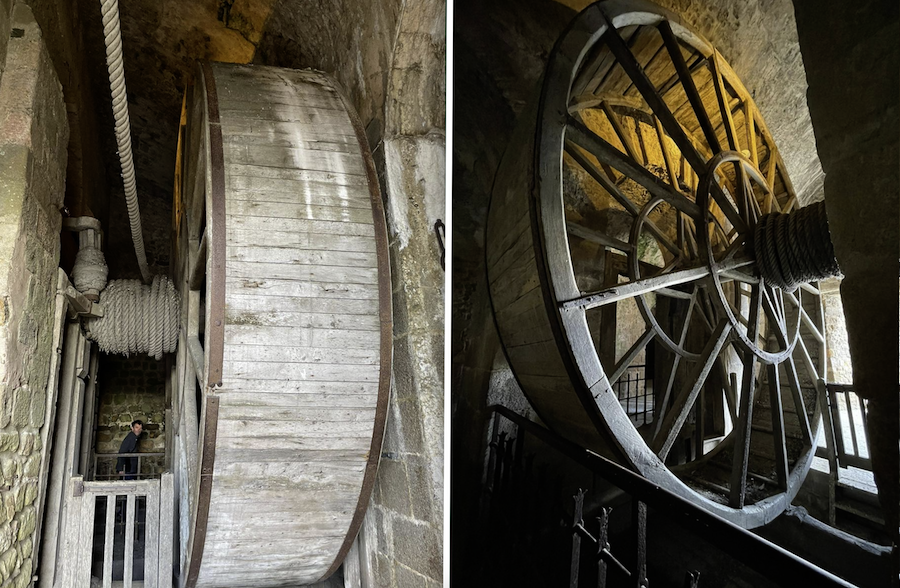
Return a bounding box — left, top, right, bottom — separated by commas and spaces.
750, 200, 841, 292
84, 276, 180, 360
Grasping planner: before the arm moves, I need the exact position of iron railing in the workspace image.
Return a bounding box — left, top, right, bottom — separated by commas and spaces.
483, 405, 857, 588
613, 365, 652, 426
92, 452, 166, 481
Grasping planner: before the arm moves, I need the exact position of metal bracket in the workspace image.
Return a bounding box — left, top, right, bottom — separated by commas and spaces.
434, 219, 445, 271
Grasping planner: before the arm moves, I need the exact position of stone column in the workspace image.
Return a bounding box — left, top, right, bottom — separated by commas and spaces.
792, 0, 899, 541
0, 2, 69, 585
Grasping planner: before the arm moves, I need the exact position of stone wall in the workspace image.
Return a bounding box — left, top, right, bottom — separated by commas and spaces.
0, 3, 68, 586
361, 0, 446, 585
93, 354, 167, 478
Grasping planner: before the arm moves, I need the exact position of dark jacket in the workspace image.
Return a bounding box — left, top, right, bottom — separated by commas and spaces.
116, 431, 140, 474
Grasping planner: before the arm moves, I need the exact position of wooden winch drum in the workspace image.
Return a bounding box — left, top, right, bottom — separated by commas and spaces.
173, 63, 391, 587
487, 0, 826, 529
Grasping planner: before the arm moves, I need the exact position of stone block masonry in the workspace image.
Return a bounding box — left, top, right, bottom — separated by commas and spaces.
0, 2, 69, 587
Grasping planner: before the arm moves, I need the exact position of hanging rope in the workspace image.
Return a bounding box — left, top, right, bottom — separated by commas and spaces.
85, 276, 180, 359
99, 0, 151, 283
751, 200, 841, 291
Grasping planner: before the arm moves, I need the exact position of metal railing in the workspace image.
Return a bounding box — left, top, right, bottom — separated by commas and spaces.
483, 405, 857, 588
613, 365, 652, 426
92, 452, 166, 481
57, 474, 174, 588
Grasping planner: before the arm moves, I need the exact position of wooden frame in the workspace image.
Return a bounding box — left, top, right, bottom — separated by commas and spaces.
486, 0, 825, 528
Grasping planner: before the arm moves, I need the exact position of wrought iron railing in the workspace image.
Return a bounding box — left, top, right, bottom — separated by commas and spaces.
92, 452, 166, 481
482, 405, 856, 588
613, 365, 653, 426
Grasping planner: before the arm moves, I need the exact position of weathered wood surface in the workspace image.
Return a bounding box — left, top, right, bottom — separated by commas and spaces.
177, 63, 390, 587
486, 100, 606, 451
487, 2, 824, 529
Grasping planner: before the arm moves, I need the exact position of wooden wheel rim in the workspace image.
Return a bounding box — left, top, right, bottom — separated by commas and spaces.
522, 0, 825, 527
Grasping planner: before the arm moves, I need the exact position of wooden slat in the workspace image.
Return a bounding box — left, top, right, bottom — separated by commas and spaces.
159, 474, 175, 588
224, 277, 378, 300
102, 494, 115, 588
225, 213, 374, 237
226, 260, 377, 284
124, 493, 135, 588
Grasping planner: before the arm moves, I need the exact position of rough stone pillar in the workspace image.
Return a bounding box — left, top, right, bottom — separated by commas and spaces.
0, 2, 69, 585
792, 0, 899, 542
362, 0, 446, 585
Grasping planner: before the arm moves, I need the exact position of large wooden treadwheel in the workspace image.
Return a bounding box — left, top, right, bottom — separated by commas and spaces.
487, 0, 827, 528
172, 63, 392, 586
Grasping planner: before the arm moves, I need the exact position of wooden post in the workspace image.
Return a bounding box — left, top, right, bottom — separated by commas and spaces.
39, 320, 83, 586
159, 473, 175, 588
343, 536, 363, 588
33, 270, 69, 581
79, 350, 99, 480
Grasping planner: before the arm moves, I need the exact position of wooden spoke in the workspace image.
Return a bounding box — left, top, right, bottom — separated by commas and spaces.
653, 320, 732, 460
735, 163, 749, 224
600, 11, 707, 175
718, 268, 759, 286
691, 288, 716, 335
653, 115, 680, 191
710, 52, 740, 153
798, 282, 820, 296
657, 287, 694, 300
569, 93, 643, 114
566, 118, 702, 218
729, 284, 761, 508
566, 220, 633, 253
609, 328, 656, 385
566, 142, 639, 216
719, 360, 738, 425
562, 262, 724, 311
795, 335, 819, 384
765, 147, 778, 192
783, 290, 823, 343
761, 285, 788, 343
189, 231, 208, 291
708, 179, 751, 239
783, 356, 813, 445
566, 143, 683, 258
653, 288, 697, 434
741, 164, 762, 224
658, 21, 720, 153
601, 101, 642, 163
726, 300, 751, 331
766, 361, 789, 489
744, 103, 758, 167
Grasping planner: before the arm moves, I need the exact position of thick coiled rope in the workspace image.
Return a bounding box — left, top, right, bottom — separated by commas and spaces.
752, 200, 841, 292
85, 276, 180, 359
100, 0, 151, 284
